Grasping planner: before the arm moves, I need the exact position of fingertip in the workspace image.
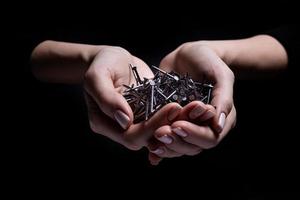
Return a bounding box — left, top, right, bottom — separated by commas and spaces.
180, 101, 210, 120
189, 103, 207, 119
150, 159, 161, 166
147, 103, 181, 129
171, 120, 188, 129
120, 94, 135, 123
218, 112, 226, 132
206, 104, 217, 113
154, 125, 172, 137
167, 103, 182, 122
212, 112, 226, 133
148, 152, 163, 166
114, 110, 130, 129
150, 147, 165, 155
200, 109, 216, 121
172, 127, 188, 137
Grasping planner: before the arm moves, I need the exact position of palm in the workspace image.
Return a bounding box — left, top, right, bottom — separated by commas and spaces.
161, 44, 230, 84
84, 47, 179, 150
89, 47, 154, 94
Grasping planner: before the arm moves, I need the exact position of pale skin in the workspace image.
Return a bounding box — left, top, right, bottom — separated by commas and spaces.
31, 42, 184, 151
31, 35, 287, 165
148, 35, 288, 164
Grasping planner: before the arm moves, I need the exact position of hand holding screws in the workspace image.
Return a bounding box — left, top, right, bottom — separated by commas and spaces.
123, 65, 214, 123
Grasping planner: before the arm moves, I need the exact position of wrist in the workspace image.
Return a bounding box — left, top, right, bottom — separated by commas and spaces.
193, 40, 239, 67
31, 41, 107, 84
196, 35, 288, 73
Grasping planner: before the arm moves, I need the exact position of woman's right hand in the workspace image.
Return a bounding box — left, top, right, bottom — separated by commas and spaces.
84, 46, 182, 150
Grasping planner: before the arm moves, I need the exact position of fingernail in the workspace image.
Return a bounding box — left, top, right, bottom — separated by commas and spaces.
168, 106, 182, 121
157, 135, 173, 144
114, 110, 130, 129
172, 127, 188, 137
189, 105, 205, 119
217, 112, 226, 132
150, 147, 164, 155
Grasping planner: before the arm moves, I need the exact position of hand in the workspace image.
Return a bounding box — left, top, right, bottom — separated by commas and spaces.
84, 46, 182, 150
148, 42, 236, 164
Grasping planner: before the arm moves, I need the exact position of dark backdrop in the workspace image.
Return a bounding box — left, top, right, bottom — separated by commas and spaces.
4, 10, 300, 199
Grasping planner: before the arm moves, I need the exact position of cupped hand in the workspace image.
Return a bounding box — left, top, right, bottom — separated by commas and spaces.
84, 46, 182, 150
148, 42, 237, 164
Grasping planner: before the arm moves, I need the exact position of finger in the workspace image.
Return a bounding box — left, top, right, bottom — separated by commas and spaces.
172, 105, 236, 149
208, 56, 234, 133
171, 120, 219, 149
178, 101, 216, 122
147, 139, 163, 165
210, 82, 234, 133
153, 125, 202, 155
148, 152, 162, 166
122, 103, 182, 147
218, 105, 237, 138
85, 93, 140, 150
84, 55, 133, 130
198, 104, 216, 121
151, 146, 183, 158
143, 102, 182, 131
187, 46, 234, 133
148, 134, 183, 158
159, 51, 177, 72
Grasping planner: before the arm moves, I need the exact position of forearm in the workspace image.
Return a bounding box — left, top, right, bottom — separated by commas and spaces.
31, 40, 103, 84
202, 35, 288, 76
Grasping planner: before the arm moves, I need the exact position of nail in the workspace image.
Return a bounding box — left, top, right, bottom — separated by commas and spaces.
172, 127, 188, 137
150, 147, 164, 155
217, 112, 226, 132
114, 110, 130, 129
189, 105, 205, 119
157, 135, 173, 144
168, 106, 182, 121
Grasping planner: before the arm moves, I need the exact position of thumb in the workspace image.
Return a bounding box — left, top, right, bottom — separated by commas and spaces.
84, 74, 133, 130
210, 83, 234, 134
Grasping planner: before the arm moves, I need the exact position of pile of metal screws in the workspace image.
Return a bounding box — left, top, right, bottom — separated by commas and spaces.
123, 64, 213, 123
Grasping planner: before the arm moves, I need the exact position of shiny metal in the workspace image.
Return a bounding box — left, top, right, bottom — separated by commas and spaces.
124, 64, 213, 123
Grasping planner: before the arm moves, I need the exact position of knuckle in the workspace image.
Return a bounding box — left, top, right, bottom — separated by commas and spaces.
160, 57, 169, 67
177, 42, 193, 57
180, 42, 210, 53
227, 68, 235, 81
179, 42, 193, 50
106, 46, 131, 58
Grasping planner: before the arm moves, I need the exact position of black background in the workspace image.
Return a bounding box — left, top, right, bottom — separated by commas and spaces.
3, 6, 300, 199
